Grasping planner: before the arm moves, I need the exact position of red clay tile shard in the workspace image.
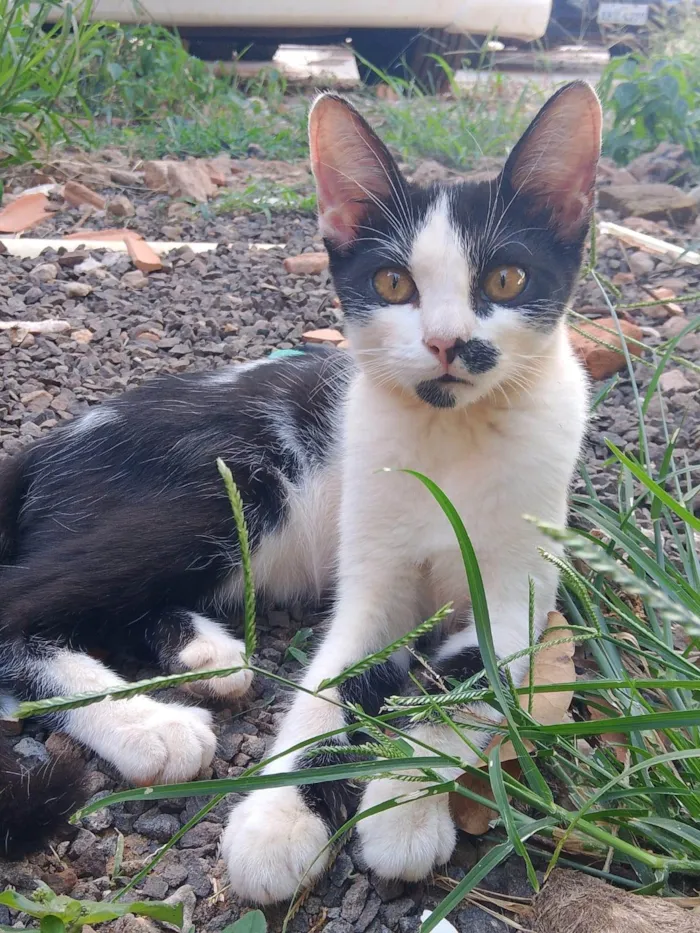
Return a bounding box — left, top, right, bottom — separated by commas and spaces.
284, 252, 329, 275
302, 328, 345, 346
125, 234, 163, 273
0, 192, 52, 233
63, 181, 107, 211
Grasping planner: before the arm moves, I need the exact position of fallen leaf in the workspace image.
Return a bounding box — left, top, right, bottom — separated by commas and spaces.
450, 611, 576, 834
587, 703, 628, 765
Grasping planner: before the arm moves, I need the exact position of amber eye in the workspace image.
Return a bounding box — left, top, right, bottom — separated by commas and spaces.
482, 266, 528, 303
373, 267, 417, 304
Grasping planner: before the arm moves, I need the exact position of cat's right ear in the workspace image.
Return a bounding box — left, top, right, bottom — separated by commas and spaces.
309, 94, 404, 250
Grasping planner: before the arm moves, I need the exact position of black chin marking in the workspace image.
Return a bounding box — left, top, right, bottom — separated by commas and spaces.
415, 380, 457, 409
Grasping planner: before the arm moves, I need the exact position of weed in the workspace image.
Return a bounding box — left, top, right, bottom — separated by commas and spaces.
597, 9, 700, 163
285, 627, 314, 664
211, 179, 316, 218
0, 0, 99, 164
0, 883, 182, 933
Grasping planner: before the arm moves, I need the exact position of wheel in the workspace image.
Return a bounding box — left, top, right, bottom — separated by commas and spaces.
186, 37, 279, 62
351, 28, 477, 92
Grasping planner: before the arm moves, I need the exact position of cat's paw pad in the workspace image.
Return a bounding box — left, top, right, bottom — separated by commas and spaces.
179, 626, 252, 700
221, 786, 330, 904
358, 778, 456, 880
108, 700, 216, 785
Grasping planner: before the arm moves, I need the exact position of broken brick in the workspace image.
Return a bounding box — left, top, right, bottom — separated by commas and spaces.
568, 317, 643, 380
302, 328, 345, 346
284, 252, 329, 275
0, 192, 53, 233
125, 234, 163, 273
63, 181, 107, 210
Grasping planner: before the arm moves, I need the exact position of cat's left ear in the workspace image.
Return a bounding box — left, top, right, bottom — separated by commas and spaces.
501, 81, 602, 240
309, 93, 405, 249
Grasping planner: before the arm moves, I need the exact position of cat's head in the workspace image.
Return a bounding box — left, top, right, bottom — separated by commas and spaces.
309, 82, 601, 409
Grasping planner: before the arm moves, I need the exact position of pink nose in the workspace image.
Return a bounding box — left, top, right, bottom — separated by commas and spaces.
425, 337, 459, 369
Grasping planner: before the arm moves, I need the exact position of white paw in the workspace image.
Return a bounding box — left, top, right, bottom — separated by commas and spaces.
221, 786, 331, 904
179, 618, 253, 700
94, 698, 216, 785
357, 778, 456, 881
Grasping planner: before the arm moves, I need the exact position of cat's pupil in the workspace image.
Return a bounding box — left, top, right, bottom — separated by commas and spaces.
499, 271, 507, 290
391, 273, 400, 290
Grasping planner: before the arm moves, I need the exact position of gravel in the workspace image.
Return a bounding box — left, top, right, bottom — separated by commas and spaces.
1, 167, 699, 932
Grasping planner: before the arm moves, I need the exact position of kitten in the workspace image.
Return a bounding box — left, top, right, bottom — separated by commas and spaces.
0, 80, 599, 892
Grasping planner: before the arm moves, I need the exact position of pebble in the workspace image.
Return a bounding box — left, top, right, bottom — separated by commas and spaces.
121, 270, 149, 289
133, 809, 181, 842
14, 736, 50, 763
64, 281, 93, 298
627, 250, 656, 276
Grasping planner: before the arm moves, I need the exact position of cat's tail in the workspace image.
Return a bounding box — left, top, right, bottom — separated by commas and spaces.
0, 731, 88, 858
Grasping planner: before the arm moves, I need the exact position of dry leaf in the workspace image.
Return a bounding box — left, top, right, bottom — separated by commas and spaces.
451, 611, 576, 834
587, 703, 628, 765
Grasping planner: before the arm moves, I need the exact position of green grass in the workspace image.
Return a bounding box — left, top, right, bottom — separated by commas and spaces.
596, 7, 700, 164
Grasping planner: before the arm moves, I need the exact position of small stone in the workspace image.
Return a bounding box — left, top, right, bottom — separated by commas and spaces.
71, 328, 94, 344
139, 876, 169, 900
323, 922, 354, 933
162, 884, 196, 933
70, 828, 98, 859
341, 877, 370, 923
380, 897, 416, 928
14, 736, 50, 763
627, 251, 656, 277
143, 160, 171, 191
241, 735, 266, 759
179, 820, 220, 848
75, 256, 103, 274
64, 281, 92, 298
133, 809, 180, 842
598, 183, 698, 226
21, 389, 53, 411
108, 195, 136, 218
121, 270, 149, 289
659, 369, 694, 393
112, 917, 160, 933
31, 261, 58, 282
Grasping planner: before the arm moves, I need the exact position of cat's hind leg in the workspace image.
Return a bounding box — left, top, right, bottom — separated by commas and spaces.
6, 638, 216, 785
143, 609, 252, 701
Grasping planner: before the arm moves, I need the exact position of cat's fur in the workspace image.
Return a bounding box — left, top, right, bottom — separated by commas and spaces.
0, 81, 600, 893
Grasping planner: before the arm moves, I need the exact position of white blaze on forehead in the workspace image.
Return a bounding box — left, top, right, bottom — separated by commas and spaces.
408, 193, 475, 340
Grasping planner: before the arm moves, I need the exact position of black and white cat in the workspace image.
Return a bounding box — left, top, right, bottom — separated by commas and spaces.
0, 81, 600, 896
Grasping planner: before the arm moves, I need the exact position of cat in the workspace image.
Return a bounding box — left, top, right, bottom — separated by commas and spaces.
0, 79, 600, 899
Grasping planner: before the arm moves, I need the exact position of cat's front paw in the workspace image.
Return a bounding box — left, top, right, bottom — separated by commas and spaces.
105, 700, 216, 785
179, 629, 252, 700
221, 786, 331, 904
357, 778, 456, 880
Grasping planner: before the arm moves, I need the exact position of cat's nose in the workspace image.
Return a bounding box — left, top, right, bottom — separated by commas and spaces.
425, 337, 464, 369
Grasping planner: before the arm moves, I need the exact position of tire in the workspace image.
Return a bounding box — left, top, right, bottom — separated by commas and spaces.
351, 28, 477, 92
187, 37, 279, 62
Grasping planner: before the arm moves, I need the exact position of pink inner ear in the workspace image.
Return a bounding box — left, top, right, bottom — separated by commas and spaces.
309, 96, 395, 248
507, 82, 602, 238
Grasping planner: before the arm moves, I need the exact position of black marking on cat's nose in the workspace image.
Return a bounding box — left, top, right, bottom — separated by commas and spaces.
457, 338, 500, 374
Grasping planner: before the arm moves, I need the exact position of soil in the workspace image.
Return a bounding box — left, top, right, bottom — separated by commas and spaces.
0, 152, 699, 933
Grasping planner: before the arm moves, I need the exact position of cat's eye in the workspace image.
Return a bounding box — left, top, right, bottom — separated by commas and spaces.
482, 266, 528, 303
373, 268, 416, 304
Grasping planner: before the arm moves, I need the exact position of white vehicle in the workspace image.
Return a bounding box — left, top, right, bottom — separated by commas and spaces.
49, 0, 553, 86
